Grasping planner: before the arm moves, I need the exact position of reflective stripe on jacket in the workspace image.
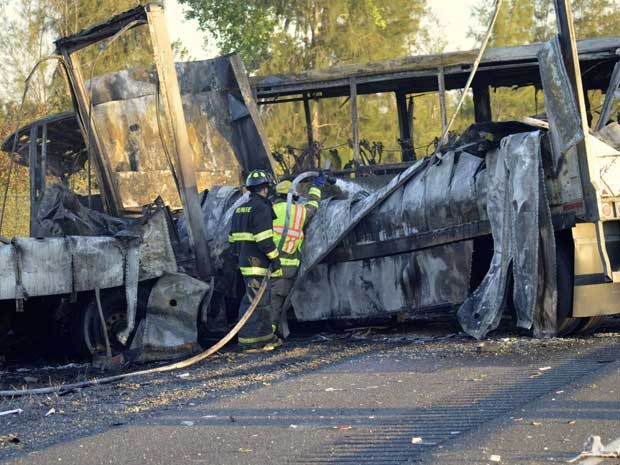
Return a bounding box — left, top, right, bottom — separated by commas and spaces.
273, 202, 307, 255
229, 193, 280, 277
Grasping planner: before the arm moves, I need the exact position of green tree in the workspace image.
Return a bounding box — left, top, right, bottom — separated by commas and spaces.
470, 0, 620, 125
180, 0, 440, 166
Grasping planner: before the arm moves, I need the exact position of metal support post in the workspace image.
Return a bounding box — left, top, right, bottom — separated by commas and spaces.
553, 0, 598, 222
59, 51, 121, 216
396, 91, 414, 161
473, 82, 492, 122
146, 3, 213, 279
28, 125, 38, 234
407, 96, 416, 159
595, 60, 620, 131
303, 94, 314, 148
437, 67, 448, 135
40, 123, 47, 197
349, 78, 360, 162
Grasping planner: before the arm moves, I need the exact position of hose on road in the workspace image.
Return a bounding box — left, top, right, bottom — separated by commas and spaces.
0, 271, 271, 397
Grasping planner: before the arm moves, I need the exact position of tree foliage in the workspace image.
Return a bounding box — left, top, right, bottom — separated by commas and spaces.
180, 0, 439, 167
470, 0, 620, 125
180, 0, 429, 73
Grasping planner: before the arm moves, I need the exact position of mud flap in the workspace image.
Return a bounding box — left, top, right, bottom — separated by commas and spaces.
130, 272, 208, 362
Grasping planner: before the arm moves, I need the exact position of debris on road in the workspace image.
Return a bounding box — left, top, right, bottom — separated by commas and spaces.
0, 409, 23, 417
44, 408, 55, 417
569, 435, 620, 462
490, 454, 501, 462
335, 426, 352, 431
0, 435, 21, 447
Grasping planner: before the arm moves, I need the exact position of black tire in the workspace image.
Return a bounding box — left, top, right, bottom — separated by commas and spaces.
556, 233, 581, 336
574, 315, 605, 335
0, 302, 14, 345
71, 289, 148, 359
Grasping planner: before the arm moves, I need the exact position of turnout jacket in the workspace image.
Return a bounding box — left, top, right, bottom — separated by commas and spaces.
229, 193, 280, 277
272, 185, 322, 278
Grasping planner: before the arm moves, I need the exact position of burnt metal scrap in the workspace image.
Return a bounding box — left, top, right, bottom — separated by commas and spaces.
283, 124, 558, 339
0, 205, 176, 301
86, 55, 274, 211
457, 131, 557, 338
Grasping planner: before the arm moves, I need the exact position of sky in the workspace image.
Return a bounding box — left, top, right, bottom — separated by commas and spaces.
165, 0, 482, 62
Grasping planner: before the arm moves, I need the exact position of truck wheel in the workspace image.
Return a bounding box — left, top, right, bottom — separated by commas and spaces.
0, 304, 14, 346
71, 290, 147, 358
556, 233, 581, 336
574, 315, 604, 335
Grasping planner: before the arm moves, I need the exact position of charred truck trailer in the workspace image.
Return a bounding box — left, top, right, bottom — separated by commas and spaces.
0, 4, 275, 360
1, 3, 620, 360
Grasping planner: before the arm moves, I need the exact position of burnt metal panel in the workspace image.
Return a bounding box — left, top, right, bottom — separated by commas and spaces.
290, 149, 486, 320
134, 272, 207, 361
54, 6, 147, 54
538, 37, 584, 173
90, 57, 273, 180
457, 132, 557, 339
253, 37, 620, 99
293, 242, 472, 321
330, 151, 486, 262
0, 207, 176, 301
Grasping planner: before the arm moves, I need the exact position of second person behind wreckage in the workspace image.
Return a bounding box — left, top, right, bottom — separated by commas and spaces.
271, 176, 324, 323
229, 170, 283, 352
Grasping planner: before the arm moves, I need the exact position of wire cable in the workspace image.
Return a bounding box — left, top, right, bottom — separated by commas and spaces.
439, 0, 502, 147
0, 55, 72, 236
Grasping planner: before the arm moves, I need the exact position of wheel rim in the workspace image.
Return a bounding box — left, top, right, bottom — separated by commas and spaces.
82, 301, 129, 356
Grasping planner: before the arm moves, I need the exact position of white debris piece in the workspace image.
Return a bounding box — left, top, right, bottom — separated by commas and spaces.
0, 409, 23, 416
45, 408, 56, 417
490, 455, 501, 462
568, 435, 620, 462
180, 421, 194, 426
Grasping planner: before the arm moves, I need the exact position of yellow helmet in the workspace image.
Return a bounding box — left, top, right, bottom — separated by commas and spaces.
276, 180, 295, 196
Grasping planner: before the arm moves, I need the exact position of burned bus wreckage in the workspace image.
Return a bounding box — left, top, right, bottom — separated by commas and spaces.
1, 3, 620, 363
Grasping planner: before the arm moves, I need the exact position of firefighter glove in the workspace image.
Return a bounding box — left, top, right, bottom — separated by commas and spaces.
270, 257, 282, 271
312, 173, 327, 187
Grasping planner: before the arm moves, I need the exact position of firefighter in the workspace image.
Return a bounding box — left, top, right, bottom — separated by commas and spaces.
229, 169, 282, 352
271, 174, 325, 328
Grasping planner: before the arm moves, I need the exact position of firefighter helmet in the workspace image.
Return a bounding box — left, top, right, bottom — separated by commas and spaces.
275, 180, 296, 196
245, 170, 272, 188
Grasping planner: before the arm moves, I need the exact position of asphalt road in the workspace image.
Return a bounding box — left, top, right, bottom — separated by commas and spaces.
2, 325, 619, 465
